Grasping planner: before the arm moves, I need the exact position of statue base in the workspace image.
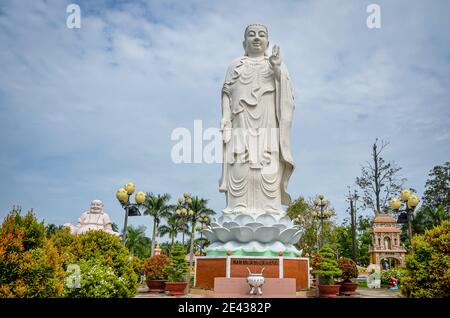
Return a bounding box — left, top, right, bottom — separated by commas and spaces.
194, 256, 310, 291
213, 277, 297, 297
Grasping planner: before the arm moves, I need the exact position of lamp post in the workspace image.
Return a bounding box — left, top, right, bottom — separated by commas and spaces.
311, 194, 334, 249
196, 214, 210, 255
175, 192, 195, 293
390, 189, 420, 243
116, 182, 146, 245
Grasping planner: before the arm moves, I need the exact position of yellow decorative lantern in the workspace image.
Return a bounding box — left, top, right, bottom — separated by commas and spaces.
124, 182, 136, 195
408, 195, 419, 208
311, 210, 318, 217
400, 189, 411, 202
187, 198, 193, 205
178, 197, 183, 204
183, 192, 190, 198
313, 199, 320, 206
116, 188, 129, 203
319, 194, 324, 200
188, 210, 194, 216
135, 192, 146, 204
181, 208, 188, 215
390, 198, 401, 210
176, 209, 181, 215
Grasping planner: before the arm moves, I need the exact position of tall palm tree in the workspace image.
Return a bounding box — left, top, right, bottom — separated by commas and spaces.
125, 225, 150, 259
142, 192, 172, 256
158, 211, 189, 249
187, 196, 215, 266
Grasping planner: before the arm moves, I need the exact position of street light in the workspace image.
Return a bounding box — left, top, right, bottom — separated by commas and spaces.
116, 182, 146, 244
311, 194, 334, 249
390, 189, 420, 243
196, 214, 210, 255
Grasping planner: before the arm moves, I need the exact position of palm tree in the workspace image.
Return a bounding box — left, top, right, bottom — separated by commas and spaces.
186, 196, 215, 266
125, 225, 150, 259
158, 211, 189, 249
142, 192, 172, 256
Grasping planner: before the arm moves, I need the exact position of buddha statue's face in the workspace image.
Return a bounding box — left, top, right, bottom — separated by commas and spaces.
243, 25, 268, 57
90, 200, 103, 213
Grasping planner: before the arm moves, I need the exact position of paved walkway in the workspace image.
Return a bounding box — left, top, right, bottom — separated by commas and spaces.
134, 286, 401, 298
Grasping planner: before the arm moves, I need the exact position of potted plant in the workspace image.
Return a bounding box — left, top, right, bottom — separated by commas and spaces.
163, 244, 189, 296
312, 245, 342, 298
143, 254, 169, 293
337, 258, 359, 295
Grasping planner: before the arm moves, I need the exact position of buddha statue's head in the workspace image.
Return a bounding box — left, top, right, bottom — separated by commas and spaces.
243, 24, 269, 57
90, 199, 103, 214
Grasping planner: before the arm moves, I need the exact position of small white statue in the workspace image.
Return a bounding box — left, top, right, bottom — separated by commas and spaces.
247, 267, 265, 296
65, 199, 119, 236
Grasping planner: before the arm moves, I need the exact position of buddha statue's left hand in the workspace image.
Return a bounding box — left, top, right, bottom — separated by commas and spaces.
269, 45, 282, 67
269, 45, 282, 80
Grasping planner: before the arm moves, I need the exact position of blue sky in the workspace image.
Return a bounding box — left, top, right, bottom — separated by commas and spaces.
0, 0, 449, 239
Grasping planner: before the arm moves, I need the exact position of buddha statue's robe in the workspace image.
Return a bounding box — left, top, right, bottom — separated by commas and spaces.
219, 56, 295, 215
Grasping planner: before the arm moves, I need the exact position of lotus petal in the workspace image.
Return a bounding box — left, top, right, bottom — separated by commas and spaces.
221, 215, 233, 223
279, 216, 293, 227
210, 222, 221, 228
201, 229, 217, 243
242, 241, 264, 253
245, 222, 265, 230
279, 228, 298, 243
222, 221, 239, 229
214, 227, 233, 242
269, 241, 286, 252
234, 214, 255, 226
254, 226, 280, 243
288, 230, 302, 244
256, 213, 277, 225
230, 226, 253, 243
272, 223, 287, 231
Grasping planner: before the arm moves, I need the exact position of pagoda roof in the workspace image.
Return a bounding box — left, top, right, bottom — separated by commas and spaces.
373, 214, 397, 223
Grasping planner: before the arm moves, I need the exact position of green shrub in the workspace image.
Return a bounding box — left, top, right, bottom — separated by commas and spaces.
63, 259, 132, 298
401, 220, 450, 298
163, 244, 189, 282
130, 256, 144, 283
52, 229, 138, 298
312, 245, 342, 285
0, 209, 65, 297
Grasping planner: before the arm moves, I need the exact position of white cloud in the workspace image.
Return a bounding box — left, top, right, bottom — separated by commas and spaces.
0, 0, 449, 235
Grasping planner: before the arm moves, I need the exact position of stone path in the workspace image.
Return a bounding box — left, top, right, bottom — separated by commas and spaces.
134, 286, 401, 298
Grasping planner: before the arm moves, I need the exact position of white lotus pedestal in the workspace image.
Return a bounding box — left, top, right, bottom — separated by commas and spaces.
194, 256, 310, 291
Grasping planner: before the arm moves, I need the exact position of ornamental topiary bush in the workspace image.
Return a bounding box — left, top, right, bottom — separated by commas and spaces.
337, 258, 359, 282
144, 254, 168, 281
67, 230, 138, 297
51, 228, 138, 298
63, 259, 132, 298
401, 220, 450, 298
312, 245, 342, 285
163, 244, 189, 282
0, 209, 65, 298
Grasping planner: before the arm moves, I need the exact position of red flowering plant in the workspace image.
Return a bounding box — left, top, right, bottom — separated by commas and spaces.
337, 258, 359, 283
143, 254, 169, 281
311, 252, 322, 271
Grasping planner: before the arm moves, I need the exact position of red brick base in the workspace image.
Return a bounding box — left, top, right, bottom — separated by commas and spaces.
195, 256, 309, 290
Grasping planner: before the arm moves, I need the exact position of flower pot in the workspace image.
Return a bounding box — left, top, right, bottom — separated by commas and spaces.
338, 281, 358, 296
318, 284, 340, 298
165, 282, 188, 296
146, 279, 167, 293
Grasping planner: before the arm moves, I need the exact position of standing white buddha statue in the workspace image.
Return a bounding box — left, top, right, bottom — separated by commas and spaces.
204, 24, 301, 257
